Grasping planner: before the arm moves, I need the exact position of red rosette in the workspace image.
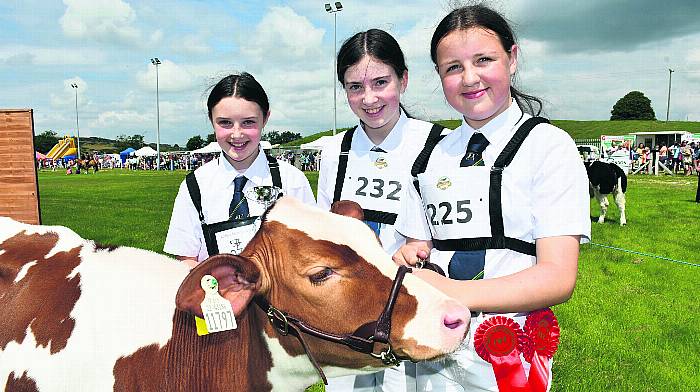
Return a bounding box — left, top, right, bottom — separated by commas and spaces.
522, 308, 560, 392
474, 316, 530, 392
522, 308, 560, 362
474, 315, 528, 362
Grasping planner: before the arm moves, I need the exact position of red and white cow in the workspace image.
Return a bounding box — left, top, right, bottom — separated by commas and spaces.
0, 197, 469, 392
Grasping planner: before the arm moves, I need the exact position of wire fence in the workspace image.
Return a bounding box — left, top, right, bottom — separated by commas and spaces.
588, 242, 700, 268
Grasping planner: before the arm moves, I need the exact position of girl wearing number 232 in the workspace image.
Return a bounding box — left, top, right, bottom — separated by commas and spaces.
316, 29, 445, 392
393, 5, 591, 391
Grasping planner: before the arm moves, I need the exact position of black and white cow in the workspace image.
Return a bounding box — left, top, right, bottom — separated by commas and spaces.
585, 160, 627, 225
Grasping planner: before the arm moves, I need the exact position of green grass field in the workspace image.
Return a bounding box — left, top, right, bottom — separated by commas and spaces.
36, 169, 700, 391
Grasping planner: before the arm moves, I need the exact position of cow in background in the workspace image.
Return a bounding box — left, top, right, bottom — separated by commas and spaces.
0, 197, 469, 392
585, 160, 627, 225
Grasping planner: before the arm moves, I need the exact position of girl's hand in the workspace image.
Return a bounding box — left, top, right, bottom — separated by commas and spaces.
393, 239, 432, 266
177, 256, 199, 269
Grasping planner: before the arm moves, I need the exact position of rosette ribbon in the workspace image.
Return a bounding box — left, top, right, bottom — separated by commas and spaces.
523, 308, 560, 392
474, 316, 531, 392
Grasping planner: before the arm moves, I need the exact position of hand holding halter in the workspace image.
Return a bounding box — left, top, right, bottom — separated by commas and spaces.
414, 254, 446, 276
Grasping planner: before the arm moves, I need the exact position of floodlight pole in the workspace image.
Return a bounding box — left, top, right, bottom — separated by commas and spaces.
325, 2, 343, 135
666, 68, 674, 122
151, 57, 162, 170
71, 83, 81, 159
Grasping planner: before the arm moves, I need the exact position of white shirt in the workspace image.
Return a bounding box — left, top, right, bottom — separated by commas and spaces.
396, 102, 591, 278
317, 111, 438, 255
164, 149, 315, 262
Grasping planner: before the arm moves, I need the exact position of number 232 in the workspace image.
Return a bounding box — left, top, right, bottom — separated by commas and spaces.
355, 177, 402, 200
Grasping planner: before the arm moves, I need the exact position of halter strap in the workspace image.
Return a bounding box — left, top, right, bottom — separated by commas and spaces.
253, 265, 413, 385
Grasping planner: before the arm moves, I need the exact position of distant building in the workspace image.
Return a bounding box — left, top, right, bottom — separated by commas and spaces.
629, 131, 690, 147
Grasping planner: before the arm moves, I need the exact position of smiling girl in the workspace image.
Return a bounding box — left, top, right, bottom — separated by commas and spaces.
164, 73, 314, 267
393, 5, 590, 391
317, 29, 445, 392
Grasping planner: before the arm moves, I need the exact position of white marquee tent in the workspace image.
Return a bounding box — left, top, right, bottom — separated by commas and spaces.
134, 146, 158, 156
300, 136, 334, 150
189, 142, 222, 154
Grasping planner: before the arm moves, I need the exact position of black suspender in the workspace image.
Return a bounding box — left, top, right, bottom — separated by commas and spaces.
411, 123, 447, 195
185, 171, 205, 224
486, 117, 549, 254
420, 117, 550, 257
265, 153, 283, 194
332, 127, 356, 204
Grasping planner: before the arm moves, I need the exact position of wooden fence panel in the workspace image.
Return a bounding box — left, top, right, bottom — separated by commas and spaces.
0, 109, 40, 224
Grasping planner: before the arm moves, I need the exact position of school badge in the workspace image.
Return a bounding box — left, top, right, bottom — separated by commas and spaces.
436, 176, 452, 190
374, 157, 388, 169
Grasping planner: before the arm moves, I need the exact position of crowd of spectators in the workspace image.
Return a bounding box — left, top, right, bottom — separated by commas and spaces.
37, 149, 323, 173
632, 141, 700, 175
275, 151, 320, 171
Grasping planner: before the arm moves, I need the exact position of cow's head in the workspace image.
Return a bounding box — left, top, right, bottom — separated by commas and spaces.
176, 197, 469, 372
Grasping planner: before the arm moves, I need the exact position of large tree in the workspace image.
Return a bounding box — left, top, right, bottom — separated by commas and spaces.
610, 91, 656, 120
34, 130, 59, 153
262, 130, 302, 145
114, 134, 145, 151
186, 135, 206, 151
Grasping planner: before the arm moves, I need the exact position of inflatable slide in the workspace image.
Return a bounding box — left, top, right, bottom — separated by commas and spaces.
47, 136, 78, 160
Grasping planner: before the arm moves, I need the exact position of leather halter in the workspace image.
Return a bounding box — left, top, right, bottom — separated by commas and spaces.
253, 265, 413, 385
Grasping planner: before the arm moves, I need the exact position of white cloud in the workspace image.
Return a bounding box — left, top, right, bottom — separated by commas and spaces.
239, 6, 325, 68
136, 59, 196, 93
50, 77, 89, 109
176, 33, 212, 55
0, 45, 106, 66
398, 16, 439, 64
60, 0, 143, 45
93, 109, 151, 129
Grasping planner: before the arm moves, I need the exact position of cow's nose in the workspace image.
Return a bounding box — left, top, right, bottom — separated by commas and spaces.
444, 315, 464, 329
442, 303, 470, 330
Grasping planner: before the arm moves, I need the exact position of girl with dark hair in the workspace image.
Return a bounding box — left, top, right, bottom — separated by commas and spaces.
165, 72, 314, 267
394, 5, 590, 391
317, 29, 445, 392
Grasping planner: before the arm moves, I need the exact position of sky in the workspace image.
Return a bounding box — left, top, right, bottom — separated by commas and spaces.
2, 0, 700, 146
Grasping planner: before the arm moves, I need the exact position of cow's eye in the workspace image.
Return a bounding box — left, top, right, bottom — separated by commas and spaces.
309, 267, 334, 286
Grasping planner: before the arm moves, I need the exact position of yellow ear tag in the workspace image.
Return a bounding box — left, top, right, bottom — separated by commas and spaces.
195, 274, 237, 336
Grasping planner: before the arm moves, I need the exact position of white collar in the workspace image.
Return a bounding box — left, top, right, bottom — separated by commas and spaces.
354, 109, 409, 151
460, 100, 525, 149
217, 147, 267, 186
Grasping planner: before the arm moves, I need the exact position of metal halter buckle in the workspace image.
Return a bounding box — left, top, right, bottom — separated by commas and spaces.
370, 344, 401, 367
267, 306, 289, 336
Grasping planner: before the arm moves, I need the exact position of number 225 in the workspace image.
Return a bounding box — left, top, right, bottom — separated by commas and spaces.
426, 200, 472, 225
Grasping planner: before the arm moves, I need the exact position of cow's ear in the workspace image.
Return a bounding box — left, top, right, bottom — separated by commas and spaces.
175, 254, 262, 318
330, 200, 364, 220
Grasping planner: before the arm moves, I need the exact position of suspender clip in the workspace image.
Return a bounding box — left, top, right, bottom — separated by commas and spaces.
490, 166, 504, 173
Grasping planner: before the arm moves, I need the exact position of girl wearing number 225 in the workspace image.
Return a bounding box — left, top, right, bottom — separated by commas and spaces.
393, 5, 591, 391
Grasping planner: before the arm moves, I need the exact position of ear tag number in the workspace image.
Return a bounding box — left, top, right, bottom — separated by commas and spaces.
196, 274, 237, 335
